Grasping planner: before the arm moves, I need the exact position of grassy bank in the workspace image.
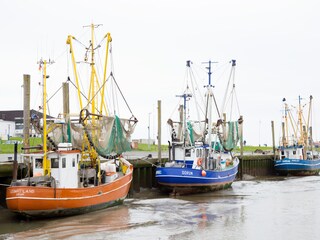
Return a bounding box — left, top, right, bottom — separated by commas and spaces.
0, 137, 42, 153
0, 137, 169, 154
135, 143, 168, 151
0, 137, 275, 154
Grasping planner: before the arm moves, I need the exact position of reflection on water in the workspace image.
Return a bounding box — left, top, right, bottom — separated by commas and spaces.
1, 176, 319, 240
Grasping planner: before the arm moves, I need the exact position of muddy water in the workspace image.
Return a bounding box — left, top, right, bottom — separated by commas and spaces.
0, 176, 319, 240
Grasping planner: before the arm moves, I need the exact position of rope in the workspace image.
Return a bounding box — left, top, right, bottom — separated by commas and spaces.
67, 77, 89, 103
110, 73, 134, 116
137, 155, 157, 167
47, 84, 63, 103
66, 76, 104, 114
0, 183, 10, 187
74, 37, 88, 49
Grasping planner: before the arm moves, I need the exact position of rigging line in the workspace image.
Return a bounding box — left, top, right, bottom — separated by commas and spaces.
191, 66, 206, 110
214, 61, 229, 84
233, 87, 241, 116
67, 77, 90, 106
110, 73, 134, 116
66, 45, 70, 80
212, 93, 221, 119
114, 77, 120, 115
111, 73, 116, 115
73, 37, 89, 49
47, 85, 63, 103
231, 66, 241, 115
51, 48, 68, 64
288, 107, 298, 138
96, 35, 107, 50
188, 67, 204, 134
169, 99, 182, 119
189, 65, 205, 115
221, 63, 233, 113
108, 43, 116, 114
47, 103, 51, 117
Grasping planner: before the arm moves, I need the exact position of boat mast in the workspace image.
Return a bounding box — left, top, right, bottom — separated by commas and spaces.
306, 95, 313, 150
177, 93, 191, 148
298, 95, 304, 146
100, 33, 112, 115
66, 35, 83, 110
203, 60, 217, 165
40, 59, 53, 176
282, 98, 288, 146
176, 61, 193, 150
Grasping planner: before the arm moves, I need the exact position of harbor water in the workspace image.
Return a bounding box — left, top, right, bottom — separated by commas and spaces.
0, 176, 319, 240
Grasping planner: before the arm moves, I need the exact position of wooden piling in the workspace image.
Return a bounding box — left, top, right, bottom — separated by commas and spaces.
62, 82, 70, 118
157, 100, 161, 163
12, 143, 18, 182
271, 121, 276, 159
23, 74, 30, 150
23, 74, 31, 178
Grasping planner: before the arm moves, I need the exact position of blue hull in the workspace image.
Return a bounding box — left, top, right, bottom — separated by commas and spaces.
274, 158, 320, 176
156, 160, 239, 194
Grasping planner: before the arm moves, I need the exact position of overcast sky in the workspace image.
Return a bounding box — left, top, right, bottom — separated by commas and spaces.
1, 0, 320, 146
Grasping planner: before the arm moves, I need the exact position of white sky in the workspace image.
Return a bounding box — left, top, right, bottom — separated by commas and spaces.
1, 0, 320, 146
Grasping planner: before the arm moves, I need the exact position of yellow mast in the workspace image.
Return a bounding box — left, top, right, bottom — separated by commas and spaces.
41, 60, 51, 176
89, 24, 96, 116
100, 32, 112, 114
298, 96, 304, 145
66, 35, 83, 110
305, 95, 313, 149
67, 24, 112, 184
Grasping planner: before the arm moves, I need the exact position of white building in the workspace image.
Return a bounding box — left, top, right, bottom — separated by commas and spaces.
0, 119, 15, 140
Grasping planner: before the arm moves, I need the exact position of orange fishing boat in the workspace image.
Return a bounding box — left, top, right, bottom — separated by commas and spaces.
6, 24, 137, 218
6, 150, 133, 217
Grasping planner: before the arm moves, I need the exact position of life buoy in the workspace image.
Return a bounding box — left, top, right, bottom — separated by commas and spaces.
197, 158, 203, 166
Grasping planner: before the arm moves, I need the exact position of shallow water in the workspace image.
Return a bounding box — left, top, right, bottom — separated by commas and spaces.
0, 176, 319, 240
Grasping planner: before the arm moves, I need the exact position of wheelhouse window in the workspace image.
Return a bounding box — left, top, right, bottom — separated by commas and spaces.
62, 157, 66, 168
51, 158, 59, 168
185, 149, 191, 157
35, 158, 43, 168
293, 150, 296, 155
72, 158, 76, 167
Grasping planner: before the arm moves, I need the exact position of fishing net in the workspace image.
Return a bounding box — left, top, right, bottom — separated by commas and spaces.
94, 115, 133, 155
219, 120, 243, 151
187, 121, 194, 145
40, 114, 136, 156
168, 118, 204, 146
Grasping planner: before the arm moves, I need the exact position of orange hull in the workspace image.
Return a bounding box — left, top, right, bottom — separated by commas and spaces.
6, 171, 132, 218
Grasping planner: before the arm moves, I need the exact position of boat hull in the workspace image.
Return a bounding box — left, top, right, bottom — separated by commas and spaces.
274, 158, 320, 176
6, 171, 132, 218
156, 159, 239, 194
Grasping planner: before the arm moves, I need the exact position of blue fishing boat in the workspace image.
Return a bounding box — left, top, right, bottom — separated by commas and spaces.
275, 96, 320, 176
156, 60, 243, 195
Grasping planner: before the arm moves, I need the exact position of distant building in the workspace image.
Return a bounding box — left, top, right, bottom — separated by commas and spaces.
0, 119, 15, 140
0, 109, 52, 138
